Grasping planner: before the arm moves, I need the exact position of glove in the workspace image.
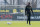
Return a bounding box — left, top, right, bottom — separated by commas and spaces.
32, 13, 34, 16
25, 13, 26, 15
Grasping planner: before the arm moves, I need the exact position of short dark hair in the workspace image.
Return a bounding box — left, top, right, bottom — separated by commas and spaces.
28, 2, 30, 4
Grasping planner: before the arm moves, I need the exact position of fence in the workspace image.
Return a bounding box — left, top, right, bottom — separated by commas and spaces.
0, 5, 40, 21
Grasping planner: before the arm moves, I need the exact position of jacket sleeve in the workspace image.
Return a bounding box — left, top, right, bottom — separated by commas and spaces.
31, 7, 33, 13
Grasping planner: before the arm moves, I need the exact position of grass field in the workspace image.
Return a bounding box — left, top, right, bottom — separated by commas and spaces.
0, 21, 40, 27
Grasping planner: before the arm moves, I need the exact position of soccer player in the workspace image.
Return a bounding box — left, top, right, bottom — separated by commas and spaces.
25, 2, 33, 25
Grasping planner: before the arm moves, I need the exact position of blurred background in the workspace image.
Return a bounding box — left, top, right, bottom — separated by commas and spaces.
0, 0, 39, 8
0, 0, 40, 21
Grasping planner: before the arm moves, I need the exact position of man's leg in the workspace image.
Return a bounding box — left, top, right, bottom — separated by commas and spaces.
27, 14, 29, 24
29, 18, 30, 24
29, 14, 31, 25
27, 19, 28, 24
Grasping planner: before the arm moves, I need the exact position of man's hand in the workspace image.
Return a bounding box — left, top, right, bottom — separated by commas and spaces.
32, 12, 34, 16
25, 13, 26, 15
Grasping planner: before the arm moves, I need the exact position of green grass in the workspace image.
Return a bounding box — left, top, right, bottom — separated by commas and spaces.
0, 21, 40, 27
